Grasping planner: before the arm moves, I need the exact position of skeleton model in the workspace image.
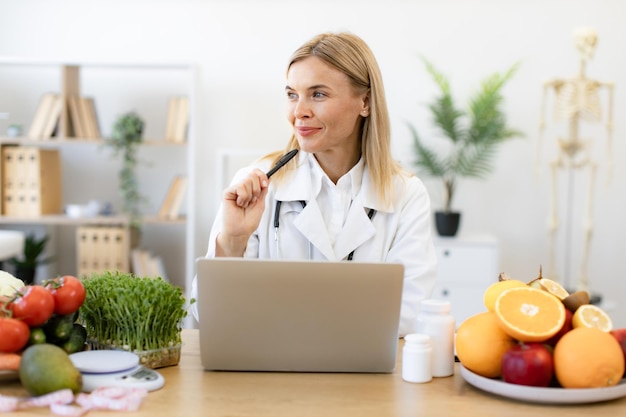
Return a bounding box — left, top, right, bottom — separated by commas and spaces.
538, 27, 614, 292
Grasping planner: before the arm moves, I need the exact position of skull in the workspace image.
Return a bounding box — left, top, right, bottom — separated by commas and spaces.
573, 27, 598, 61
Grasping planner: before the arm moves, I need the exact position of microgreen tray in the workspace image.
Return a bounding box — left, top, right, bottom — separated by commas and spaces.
86, 339, 181, 369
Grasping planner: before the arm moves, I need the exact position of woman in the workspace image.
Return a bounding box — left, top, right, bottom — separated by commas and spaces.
192, 32, 437, 336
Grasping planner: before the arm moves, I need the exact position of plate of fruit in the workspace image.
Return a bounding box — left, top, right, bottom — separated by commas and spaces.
456, 271, 626, 404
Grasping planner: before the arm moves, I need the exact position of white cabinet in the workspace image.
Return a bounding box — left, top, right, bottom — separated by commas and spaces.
431, 235, 499, 327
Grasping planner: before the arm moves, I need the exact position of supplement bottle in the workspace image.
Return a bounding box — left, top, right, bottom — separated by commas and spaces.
402, 333, 432, 383
414, 299, 455, 377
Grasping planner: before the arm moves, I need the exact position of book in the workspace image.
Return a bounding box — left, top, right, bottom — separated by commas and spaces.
67, 95, 85, 138
131, 248, 148, 276
165, 96, 179, 141
40, 95, 63, 139
165, 96, 189, 143
80, 97, 100, 139
27, 93, 57, 139
173, 96, 189, 143
158, 175, 187, 219
131, 248, 168, 280
150, 255, 168, 281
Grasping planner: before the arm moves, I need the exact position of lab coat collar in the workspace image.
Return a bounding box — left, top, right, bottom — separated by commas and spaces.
274, 151, 395, 214
274, 152, 395, 260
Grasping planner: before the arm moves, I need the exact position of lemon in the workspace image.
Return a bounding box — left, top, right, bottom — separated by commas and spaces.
483, 279, 526, 312
572, 304, 612, 332
536, 278, 569, 300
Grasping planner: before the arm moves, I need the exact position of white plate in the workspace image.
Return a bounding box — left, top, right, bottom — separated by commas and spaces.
0, 370, 18, 382
69, 350, 140, 374
460, 365, 626, 404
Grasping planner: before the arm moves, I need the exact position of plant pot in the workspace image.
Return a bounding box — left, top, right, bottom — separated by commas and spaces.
435, 211, 461, 237
14, 267, 36, 285
86, 339, 181, 369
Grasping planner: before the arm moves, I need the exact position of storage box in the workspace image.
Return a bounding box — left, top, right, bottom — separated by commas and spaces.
1, 146, 62, 216
76, 226, 130, 277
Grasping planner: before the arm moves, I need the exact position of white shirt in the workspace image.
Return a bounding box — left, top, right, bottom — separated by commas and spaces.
191, 151, 438, 336
311, 156, 363, 248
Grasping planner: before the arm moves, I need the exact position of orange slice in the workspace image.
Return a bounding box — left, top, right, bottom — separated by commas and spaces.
483, 279, 526, 312
572, 304, 613, 332
494, 286, 566, 342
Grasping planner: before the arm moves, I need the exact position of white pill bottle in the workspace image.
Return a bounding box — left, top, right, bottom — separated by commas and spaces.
402, 333, 432, 383
414, 299, 455, 377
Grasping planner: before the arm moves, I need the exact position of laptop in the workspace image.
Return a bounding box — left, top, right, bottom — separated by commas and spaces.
196, 257, 404, 373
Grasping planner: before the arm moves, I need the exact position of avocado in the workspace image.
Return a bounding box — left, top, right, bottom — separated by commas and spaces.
19, 344, 82, 396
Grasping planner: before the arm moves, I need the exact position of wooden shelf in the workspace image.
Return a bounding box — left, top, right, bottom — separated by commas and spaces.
0, 137, 186, 146
0, 59, 196, 309
0, 214, 186, 226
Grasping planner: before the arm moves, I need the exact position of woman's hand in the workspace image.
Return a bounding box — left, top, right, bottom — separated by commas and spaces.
216, 169, 270, 256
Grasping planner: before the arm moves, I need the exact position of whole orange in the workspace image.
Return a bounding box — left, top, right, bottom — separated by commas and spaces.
455, 311, 516, 378
554, 327, 625, 388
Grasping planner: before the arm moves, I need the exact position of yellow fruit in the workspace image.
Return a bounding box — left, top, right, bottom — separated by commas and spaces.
572, 304, 613, 332
554, 327, 624, 388
455, 311, 516, 378
483, 279, 527, 312
536, 278, 569, 300
494, 286, 566, 342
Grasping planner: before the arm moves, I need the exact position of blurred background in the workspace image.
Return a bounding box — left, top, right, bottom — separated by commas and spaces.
0, 0, 624, 326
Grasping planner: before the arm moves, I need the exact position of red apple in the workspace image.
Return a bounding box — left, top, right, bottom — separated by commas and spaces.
501, 342, 554, 387
545, 308, 573, 346
609, 328, 626, 378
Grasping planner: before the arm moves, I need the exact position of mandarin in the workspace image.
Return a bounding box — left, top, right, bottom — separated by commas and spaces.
554, 327, 624, 388
455, 311, 516, 378
494, 286, 565, 342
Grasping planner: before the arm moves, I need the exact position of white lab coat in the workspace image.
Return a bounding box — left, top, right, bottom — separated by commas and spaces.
191, 152, 437, 336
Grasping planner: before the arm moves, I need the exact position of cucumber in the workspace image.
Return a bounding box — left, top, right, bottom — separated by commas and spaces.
62, 323, 87, 354
69, 309, 80, 323
28, 327, 47, 345
44, 314, 75, 341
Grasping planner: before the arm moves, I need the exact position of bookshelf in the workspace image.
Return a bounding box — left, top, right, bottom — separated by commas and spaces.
0, 58, 197, 303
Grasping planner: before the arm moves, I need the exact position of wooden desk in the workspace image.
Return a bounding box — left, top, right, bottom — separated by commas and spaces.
2, 329, 625, 416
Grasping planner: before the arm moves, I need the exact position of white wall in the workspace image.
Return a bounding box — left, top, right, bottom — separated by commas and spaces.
1, 0, 625, 326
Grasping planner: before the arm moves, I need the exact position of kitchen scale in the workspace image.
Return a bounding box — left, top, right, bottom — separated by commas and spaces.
69, 350, 165, 392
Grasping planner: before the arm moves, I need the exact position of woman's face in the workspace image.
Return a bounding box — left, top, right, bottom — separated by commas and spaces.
286, 56, 369, 160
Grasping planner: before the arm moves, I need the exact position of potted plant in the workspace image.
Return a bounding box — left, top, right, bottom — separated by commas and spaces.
80, 271, 193, 369
8, 233, 54, 284
407, 58, 523, 236
104, 112, 146, 232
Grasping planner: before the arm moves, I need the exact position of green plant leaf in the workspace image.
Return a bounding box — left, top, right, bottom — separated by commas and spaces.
407, 59, 524, 211
103, 112, 147, 227
7, 233, 53, 268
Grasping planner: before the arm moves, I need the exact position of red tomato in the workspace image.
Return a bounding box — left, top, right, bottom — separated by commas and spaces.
9, 285, 55, 327
44, 275, 86, 315
0, 317, 30, 353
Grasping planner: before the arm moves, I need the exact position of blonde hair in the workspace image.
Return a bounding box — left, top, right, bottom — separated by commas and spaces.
267, 32, 408, 205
